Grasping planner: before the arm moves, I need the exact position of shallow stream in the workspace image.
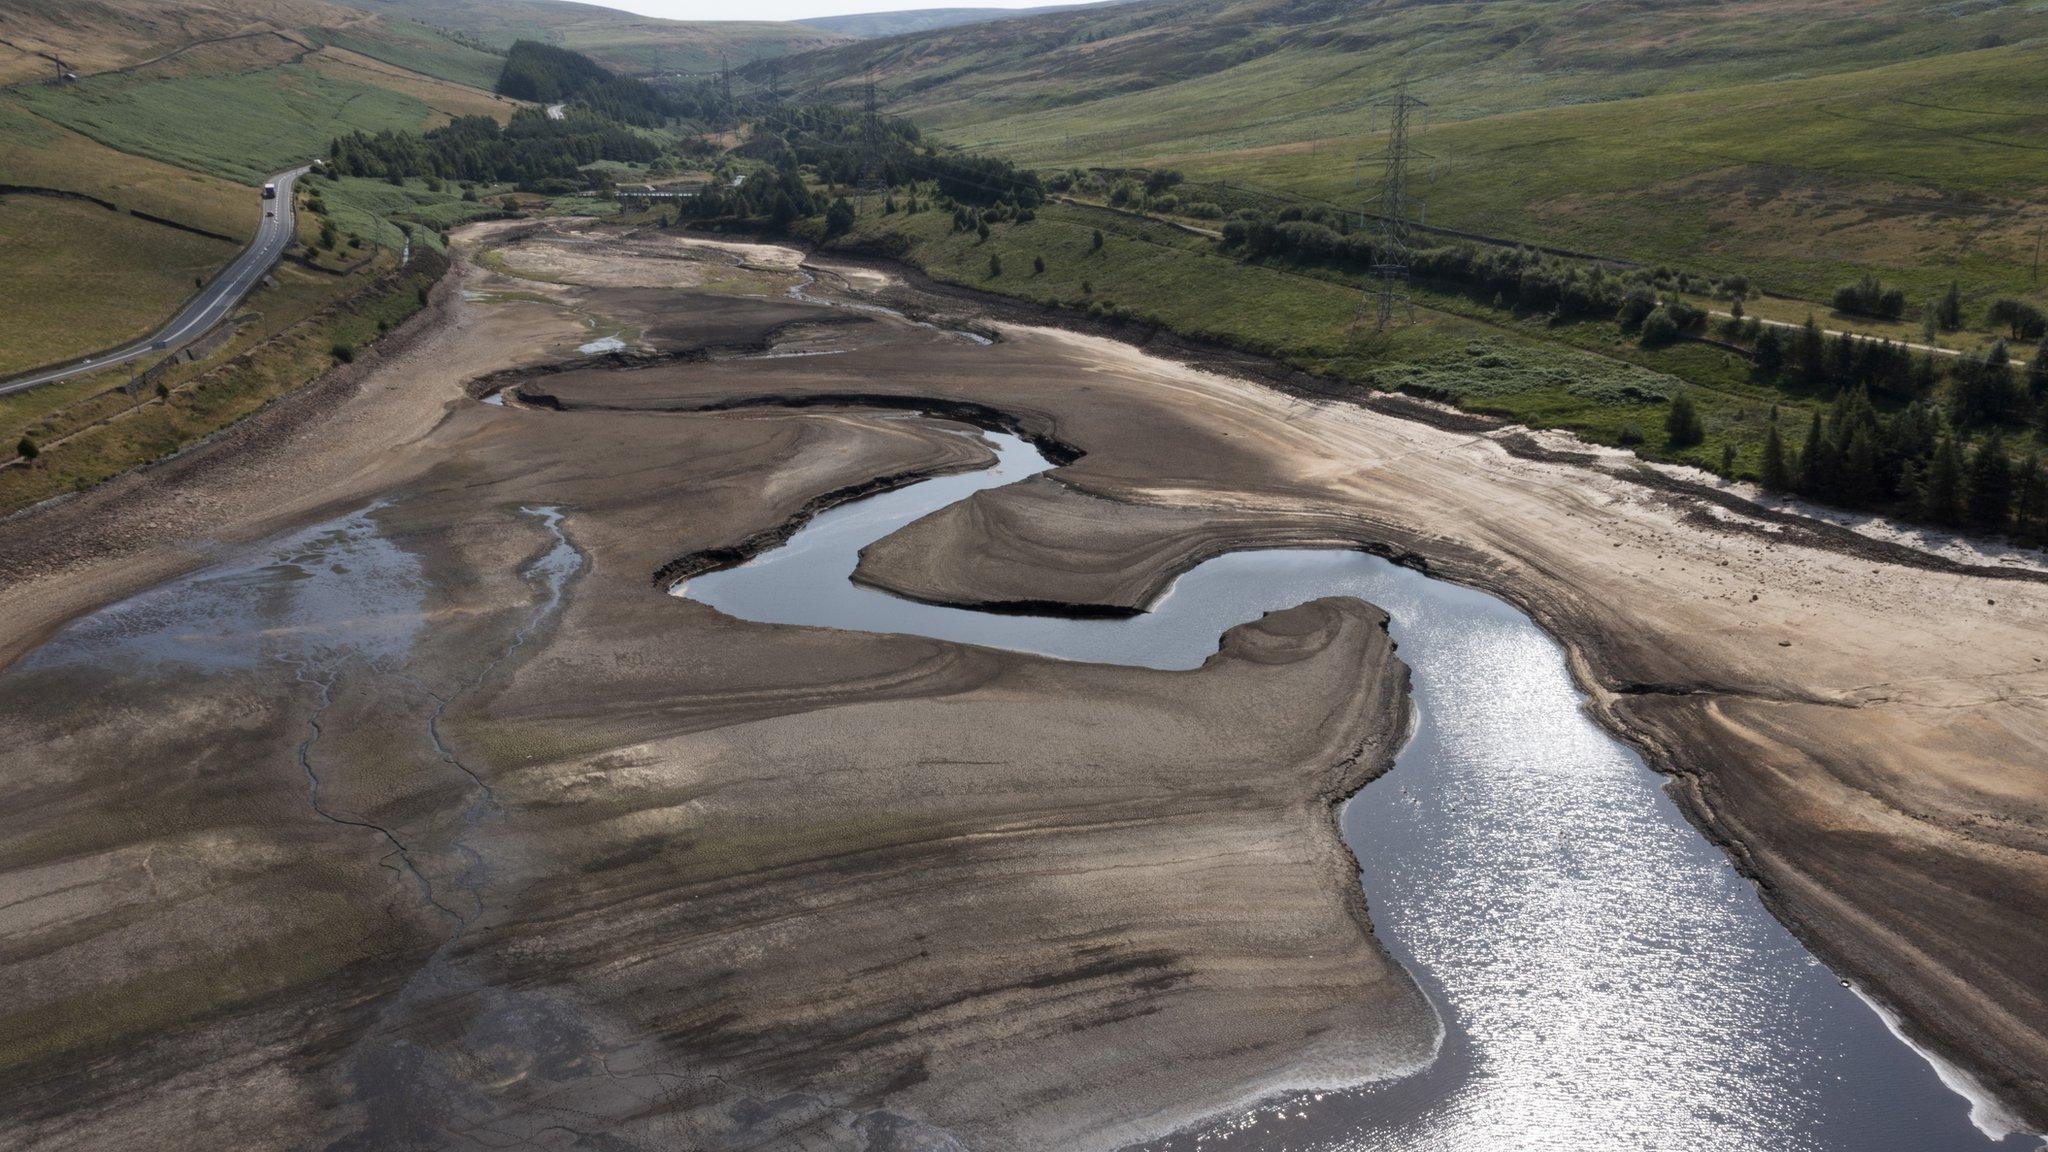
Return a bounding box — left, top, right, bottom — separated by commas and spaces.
680, 425, 2035, 1152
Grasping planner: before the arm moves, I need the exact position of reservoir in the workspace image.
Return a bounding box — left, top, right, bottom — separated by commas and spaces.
680, 423, 2034, 1152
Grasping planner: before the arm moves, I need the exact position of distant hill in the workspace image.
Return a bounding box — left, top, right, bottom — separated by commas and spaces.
795, 2, 1122, 40
764, 0, 2048, 303
329, 0, 848, 74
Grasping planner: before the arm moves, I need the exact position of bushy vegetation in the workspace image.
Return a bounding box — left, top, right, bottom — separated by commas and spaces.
327, 110, 662, 189
1831, 274, 1907, 320
670, 105, 1041, 231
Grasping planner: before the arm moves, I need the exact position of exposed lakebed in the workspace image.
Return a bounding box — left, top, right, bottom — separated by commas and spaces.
680, 424, 2033, 1151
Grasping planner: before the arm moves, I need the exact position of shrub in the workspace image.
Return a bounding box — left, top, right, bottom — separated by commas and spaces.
1091, 228, 1104, 252
1183, 201, 1223, 219
1033, 255, 1046, 275
16, 436, 38, 461
331, 342, 356, 363
988, 253, 1002, 277
1640, 308, 1681, 348
1617, 285, 1657, 331
824, 196, 856, 238
1617, 424, 1645, 447
1986, 298, 2047, 340
1665, 392, 1705, 447
1831, 274, 1907, 320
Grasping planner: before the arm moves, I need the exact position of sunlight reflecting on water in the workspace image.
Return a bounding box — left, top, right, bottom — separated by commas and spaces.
684, 428, 2028, 1152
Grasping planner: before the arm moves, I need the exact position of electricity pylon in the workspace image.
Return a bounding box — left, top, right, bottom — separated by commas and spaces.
1359, 81, 1429, 332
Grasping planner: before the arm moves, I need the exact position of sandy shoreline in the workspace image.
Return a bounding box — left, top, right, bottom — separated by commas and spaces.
1, 221, 2043, 1145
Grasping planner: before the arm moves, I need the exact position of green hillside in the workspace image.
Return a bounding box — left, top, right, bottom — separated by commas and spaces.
795, 4, 1121, 40
331, 0, 848, 74
15, 60, 490, 184
311, 15, 506, 88
768, 0, 2048, 308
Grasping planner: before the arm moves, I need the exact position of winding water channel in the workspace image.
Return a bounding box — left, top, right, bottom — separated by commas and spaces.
679, 424, 2036, 1151
10, 413, 2035, 1149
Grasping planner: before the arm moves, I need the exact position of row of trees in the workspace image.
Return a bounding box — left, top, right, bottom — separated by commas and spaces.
1222, 213, 1660, 325
326, 111, 663, 190
1218, 208, 2048, 440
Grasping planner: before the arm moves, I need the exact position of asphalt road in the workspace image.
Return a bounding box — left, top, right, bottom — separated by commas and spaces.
0, 165, 309, 397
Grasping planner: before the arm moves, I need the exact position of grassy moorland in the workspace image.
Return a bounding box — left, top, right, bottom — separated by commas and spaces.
0, 197, 238, 377
11, 46, 513, 184
0, 29, 714, 508
309, 15, 507, 89
0, 100, 260, 377
331, 0, 847, 74
769, 0, 2048, 314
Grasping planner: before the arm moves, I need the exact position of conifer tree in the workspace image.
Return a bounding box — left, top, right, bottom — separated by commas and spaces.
1761, 419, 1792, 490
1798, 410, 1828, 497
1966, 432, 2014, 531
2015, 451, 2047, 542
1936, 280, 1964, 331
1923, 435, 1965, 526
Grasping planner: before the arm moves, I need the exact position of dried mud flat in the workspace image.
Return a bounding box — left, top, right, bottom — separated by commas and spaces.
1, 222, 2044, 1150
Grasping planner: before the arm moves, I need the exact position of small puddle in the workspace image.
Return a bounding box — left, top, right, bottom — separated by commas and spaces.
676, 424, 2035, 1151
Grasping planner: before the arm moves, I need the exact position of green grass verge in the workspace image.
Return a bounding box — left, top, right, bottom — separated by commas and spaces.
0, 252, 446, 514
